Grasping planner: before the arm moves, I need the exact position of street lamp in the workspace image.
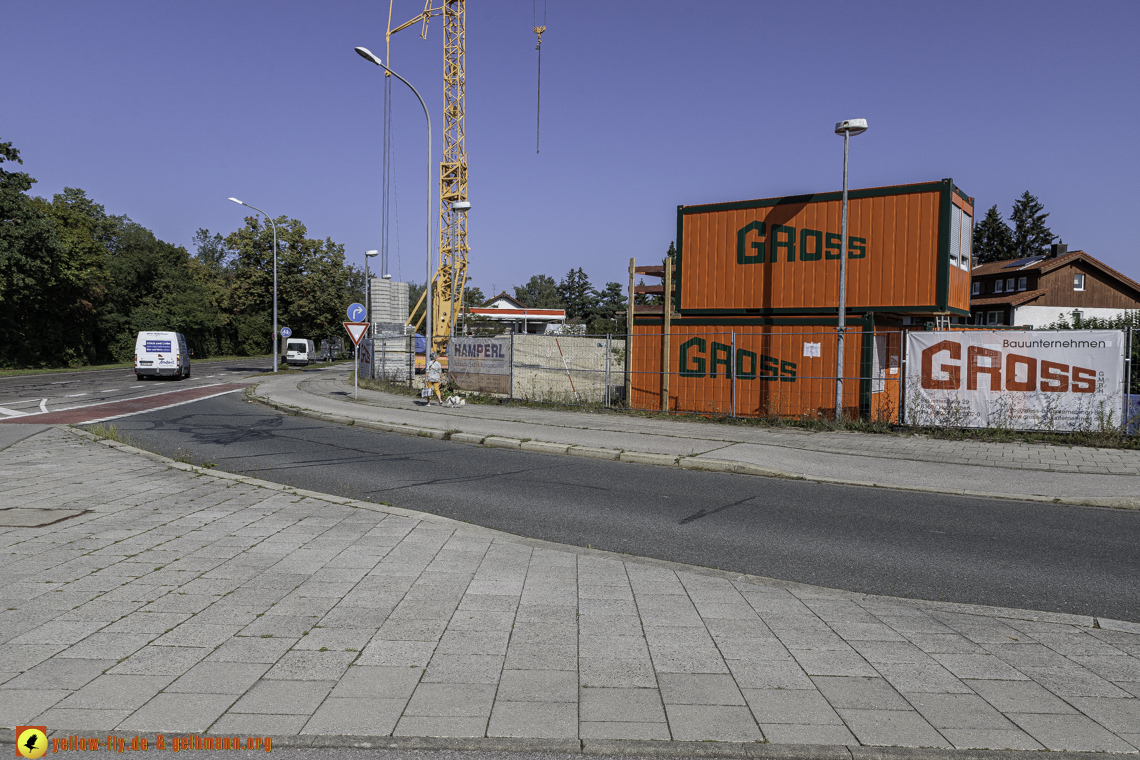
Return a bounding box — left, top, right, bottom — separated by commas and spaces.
355, 46, 435, 358
832, 118, 867, 422
448, 200, 471, 337
229, 197, 279, 373
364, 249, 378, 380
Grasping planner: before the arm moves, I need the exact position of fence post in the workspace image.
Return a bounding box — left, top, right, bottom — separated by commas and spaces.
509, 331, 515, 400
899, 331, 908, 425
1126, 326, 1134, 434
731, 331, 737, 418
661, 255, 673, 412
625, 258, 634, 407
605, 334, 612, 408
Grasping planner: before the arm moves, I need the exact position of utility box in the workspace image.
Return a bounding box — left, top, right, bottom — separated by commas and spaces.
676, 179, 974, 319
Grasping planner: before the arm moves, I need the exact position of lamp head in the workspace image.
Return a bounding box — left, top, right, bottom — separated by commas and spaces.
450, 201, 471, 212
365, 249, 379, 257
228, 197, 244, 205
355, 47, 383, 66
834, 119, 868, 136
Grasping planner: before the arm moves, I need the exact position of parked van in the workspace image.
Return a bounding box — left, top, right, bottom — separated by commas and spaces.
286, 339, 317, 367
135, 331, 191, 380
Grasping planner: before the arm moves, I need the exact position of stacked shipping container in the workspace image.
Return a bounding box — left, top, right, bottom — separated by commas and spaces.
631, 179, 973, 421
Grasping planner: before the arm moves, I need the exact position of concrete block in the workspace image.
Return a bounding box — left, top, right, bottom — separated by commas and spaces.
58, 674, 173, 710
1005, 713, 1136, 753
579, 687, 666, 723
937, 728, 1044, 750
488, 701, 577, 739
760, 723, 858, 745
449, 433, 485, 445
663, 704, 763, 742
301, 697, 407, 735
404, 682, 495, 717
579, 721, 670, 740
117, 692, 237, 732
166, 661, 270, 695
483, 436, 522, 449
520, 440, 571, 455
838, 708, 950, 748
657, 673, 745, 705
742, 687, 843, 725
229, 679, 336, 714
496, 669, 578, 702
393, 716, 487, 737
566, 446, 619, 461
618, 451, 677, 467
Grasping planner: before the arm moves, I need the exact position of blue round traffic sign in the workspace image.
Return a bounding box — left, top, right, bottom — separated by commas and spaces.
347, 303, 366, 322
280, 327, 292, 338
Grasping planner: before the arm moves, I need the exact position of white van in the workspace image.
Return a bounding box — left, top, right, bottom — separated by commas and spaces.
286, 339, 316, 367
135, 331, 191, 380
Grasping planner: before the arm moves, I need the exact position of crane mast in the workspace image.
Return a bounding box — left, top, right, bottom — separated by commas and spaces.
387, 0, 468, 354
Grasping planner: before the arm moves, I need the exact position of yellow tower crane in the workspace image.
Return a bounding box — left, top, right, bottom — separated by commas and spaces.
387, 0, 468, 354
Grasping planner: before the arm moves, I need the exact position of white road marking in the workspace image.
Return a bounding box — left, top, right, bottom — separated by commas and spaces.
17, 382, 233, 415
84, 387, 244, 424
0, 406, 28, 417
101, 388, 120, 392
39, 399, 48, 412
66, 393, 88, 397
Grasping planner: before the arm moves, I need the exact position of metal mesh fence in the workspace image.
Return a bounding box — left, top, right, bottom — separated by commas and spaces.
510, 334, 625, 406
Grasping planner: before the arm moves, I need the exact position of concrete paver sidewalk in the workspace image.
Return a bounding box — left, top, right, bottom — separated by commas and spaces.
251, 370, 1140, 508
1, 426, 1138, 754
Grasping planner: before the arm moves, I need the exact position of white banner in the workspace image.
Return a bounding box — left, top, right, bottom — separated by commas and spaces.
449, 336, 512, 395
905, 330, 1126, 431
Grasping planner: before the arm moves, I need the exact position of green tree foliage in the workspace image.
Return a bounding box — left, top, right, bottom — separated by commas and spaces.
1009, 191, 1055, 259
587, 281, 627, 335
557, 268, 598, 322
0, 137, 365, 368
226, 215, 364, 353
514, 274, 562, 309
1046, 310, 1139, 388
973, 205, 1014, 264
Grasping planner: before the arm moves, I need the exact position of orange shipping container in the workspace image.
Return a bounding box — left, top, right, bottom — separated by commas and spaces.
676, 179, 974, 319
629, 322, 903, 423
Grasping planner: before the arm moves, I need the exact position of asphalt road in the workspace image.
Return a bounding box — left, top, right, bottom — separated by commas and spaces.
0, 358, 276, 418
101, 393, 1140, 623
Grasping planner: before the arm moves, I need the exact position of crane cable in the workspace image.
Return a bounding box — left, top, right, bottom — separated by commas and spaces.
533, 0, 546, 153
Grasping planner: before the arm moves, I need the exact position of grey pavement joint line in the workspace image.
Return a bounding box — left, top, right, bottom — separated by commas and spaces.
245, 377, 1140, 510
2, 425, 1138, 754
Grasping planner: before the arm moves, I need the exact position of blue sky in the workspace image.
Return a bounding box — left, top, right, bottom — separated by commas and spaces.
5, 1, 1138, 295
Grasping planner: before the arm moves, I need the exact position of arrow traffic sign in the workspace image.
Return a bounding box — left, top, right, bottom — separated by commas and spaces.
343, 322, 370, 346
347, 303, 366, 322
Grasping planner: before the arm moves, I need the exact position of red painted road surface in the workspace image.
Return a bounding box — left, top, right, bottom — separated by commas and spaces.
0, 383, 251, 425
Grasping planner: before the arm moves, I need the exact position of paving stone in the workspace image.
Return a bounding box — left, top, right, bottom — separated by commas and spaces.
166, 661, 271, 694
931, 653, 1029, 680
760, 722, 858, 745
496, 669, 577, 702
839, 708, 949, 748
57, 674, 174, 710
966, 678, 1077, 714
394, 716, 487, 737
579, 657, 657, 688
579, 687, 666, 723
208, 713, 309, 734
421, 654, 504, 684
903, 691, 1018, 729
727, 659, 814, 690
108, 645, 210, 676
1064, 695, 1140, 735
791, 648, 878, 677
939, 728, 1045, 750
404, 682, 495, 717
812, 676, 910, 710
578, 721, 670, 740
205, 635, 297, 664
35, 707, 134, 730
657, 673, 745, 705
301, 697, 407, 735
1007, 712, 1137, 752
118, 692, 237, 732
228, 679, 335, 714
151, 624, 243, 648
488, 700, 577, 738
264, 650, 357, 681
742, 687, 843, 725
0, 688, 71, 723
663, 704, 762, 742
3, 657, 115, 690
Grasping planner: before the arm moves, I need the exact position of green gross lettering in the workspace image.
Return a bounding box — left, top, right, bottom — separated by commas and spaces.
799, 228, 823, 261
710, 342, 732, 378
771, 225, 796, 262
736, 221, 766, 264
848, 236, 867, 258
736, 349, 757, 380
679, 337, 706, 377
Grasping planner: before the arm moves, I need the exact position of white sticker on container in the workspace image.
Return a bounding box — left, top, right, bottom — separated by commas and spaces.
803, 342, 821, 358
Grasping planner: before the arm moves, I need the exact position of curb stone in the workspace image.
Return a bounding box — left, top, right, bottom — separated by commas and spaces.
1, 731, 1137, 760
243, 388, 1140, 511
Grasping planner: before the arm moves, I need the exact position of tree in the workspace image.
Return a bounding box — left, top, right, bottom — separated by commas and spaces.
1009, 191, 1055, 259
587, 281, 626, 335
973, 205, 1014, 264
193, 228, 231, 273
514, 274, 562, 309
557, 267, 597, 322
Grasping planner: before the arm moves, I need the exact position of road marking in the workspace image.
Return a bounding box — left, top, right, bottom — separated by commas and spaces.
39, 399, 48, 412
21, 382, 230, 414
83, 387, 246, 424
0, 406, 27, 417
101, 388, 120, 392
66, 393, 88, 397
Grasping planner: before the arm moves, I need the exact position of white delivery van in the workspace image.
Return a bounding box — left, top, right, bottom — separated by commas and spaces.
286, 339, 316, 367
135, 331, 191, 380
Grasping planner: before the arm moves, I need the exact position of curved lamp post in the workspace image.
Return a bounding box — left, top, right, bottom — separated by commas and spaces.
229, 197, 279, 373
354, 46, 435, 359
832, 119, 867, 422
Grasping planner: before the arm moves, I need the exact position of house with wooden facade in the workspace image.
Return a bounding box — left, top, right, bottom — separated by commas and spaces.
970, 244, 1140, 327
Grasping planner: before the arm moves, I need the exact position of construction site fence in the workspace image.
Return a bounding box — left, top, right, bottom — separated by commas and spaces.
440, 328, 1136, 434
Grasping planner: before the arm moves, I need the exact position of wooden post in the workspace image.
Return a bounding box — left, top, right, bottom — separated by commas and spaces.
661, 255, 673, 412
625, 258, 635, 406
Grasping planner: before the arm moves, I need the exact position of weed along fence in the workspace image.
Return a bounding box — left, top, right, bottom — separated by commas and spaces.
447, 334, 626, 405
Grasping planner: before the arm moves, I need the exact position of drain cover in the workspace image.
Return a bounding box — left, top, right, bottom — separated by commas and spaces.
0, 508, 88, 527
